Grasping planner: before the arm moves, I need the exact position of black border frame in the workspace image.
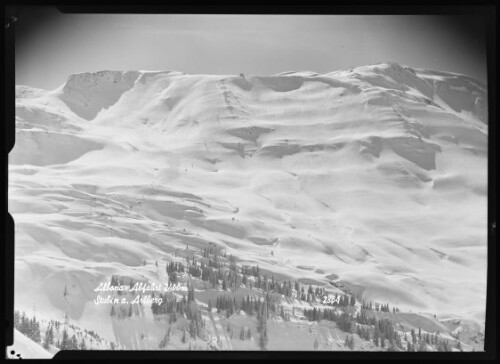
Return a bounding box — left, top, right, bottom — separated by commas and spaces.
2, 1, 497, 360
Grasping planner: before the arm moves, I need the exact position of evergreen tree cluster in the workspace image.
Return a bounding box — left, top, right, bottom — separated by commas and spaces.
361, 300, 399, 313
345, 334, 355, 350
355, 309, 377, 326
150, 289, 205, 340
55, 328, 86, 351
188, 308, 205, 339
372, 318, 402, 350
167, 245, 353, 307
14, 310, 41, 344
303, 307, 404, 351
159, 243, 458, 352
303, 307, 353, 330
215, 294, 240, 317
189, 244, 333, 302
201, 244, 224, 258
241, 264, 260, 278
166, 261, 185, 283
43, 323, 55, 349
257, 303, 268, 350
404, 329, 452, 352
110, 304, 138, 319
15, 310, 109, 351
151, 293, 190, 317
214, 293, 278, 318
239, 326, 252, 341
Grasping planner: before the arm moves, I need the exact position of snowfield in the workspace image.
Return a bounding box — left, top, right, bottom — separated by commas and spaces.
7, 329, 53, 359
10, 63, 487, 344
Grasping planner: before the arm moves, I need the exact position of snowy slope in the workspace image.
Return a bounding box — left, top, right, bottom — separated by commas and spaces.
9, 63, 487, 341
6, 329, 53, 359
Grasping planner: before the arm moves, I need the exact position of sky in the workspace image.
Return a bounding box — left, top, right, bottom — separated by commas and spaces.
14, 7, 488, 89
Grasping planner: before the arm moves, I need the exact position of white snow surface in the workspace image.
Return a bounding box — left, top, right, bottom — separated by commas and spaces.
10, 63, 487, 337
6, 329, 53, 359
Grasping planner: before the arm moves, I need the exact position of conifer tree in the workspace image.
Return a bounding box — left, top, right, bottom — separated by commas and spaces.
257, 303, 268, 350
60, 329, 70, 350
349, 335, 355, 350
43, 325, 53, 349
30, 317, 41, 343
187, 284, 195, 303
373, 328, 380, 347
189, 319, 197, 338
48, 324, 54, 345
71, 334, 78, 350
258, 325, 268, 351
80, 338, 87, 350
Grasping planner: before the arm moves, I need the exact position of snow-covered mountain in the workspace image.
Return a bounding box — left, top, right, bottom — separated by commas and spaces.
9, 63, 487, 346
